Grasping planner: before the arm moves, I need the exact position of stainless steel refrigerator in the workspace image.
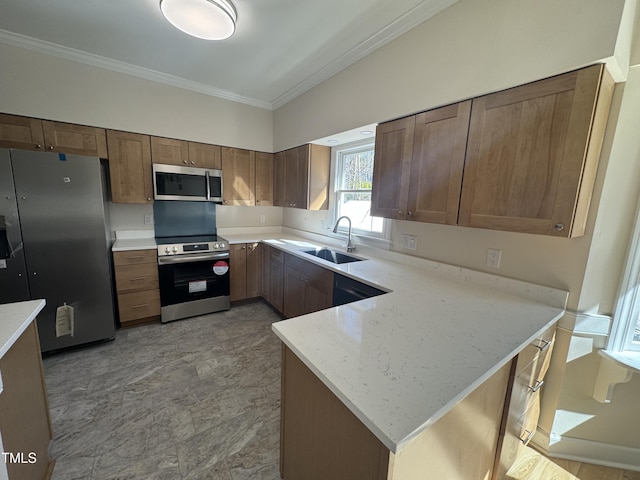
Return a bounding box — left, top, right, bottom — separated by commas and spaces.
0, 148, 115, 352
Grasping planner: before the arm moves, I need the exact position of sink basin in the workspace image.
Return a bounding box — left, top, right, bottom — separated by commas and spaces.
302, 248, 364, 264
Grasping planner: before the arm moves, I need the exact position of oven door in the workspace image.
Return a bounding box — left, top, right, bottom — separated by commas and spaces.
158, 251, 230, 321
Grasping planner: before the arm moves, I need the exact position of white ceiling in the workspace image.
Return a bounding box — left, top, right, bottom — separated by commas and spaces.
0, 0, 455, 110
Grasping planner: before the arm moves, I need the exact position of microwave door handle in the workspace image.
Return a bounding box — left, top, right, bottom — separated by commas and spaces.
205, 171, 210, 201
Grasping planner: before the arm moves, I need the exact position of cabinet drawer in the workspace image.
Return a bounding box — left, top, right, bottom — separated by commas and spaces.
118, 290, 160, 322
515, 325, 556, 377
113, 249, 157, 266
284, 253, 326, 279
269, 247, 284, 265
115, 263, 159, 293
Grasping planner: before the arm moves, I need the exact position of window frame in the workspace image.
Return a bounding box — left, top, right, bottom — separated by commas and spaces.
608, 194, 640, 353
327, 138, 389, 243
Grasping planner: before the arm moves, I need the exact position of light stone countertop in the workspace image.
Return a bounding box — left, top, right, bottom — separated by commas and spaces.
223, 230, 568, 453
0, 299, 46, 359
112, 230, 157, 252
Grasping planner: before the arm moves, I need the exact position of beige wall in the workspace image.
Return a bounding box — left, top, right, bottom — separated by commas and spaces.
274, 0, 626, 151
0, 43, 273, 152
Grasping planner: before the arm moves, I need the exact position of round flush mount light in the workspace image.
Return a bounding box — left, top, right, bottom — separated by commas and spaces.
160, 0, 237, 40
326, 139, 339, 145
360, 130, 374, 136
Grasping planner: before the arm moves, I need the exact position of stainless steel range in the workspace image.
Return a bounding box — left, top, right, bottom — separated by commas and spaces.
157, 235, 230, 323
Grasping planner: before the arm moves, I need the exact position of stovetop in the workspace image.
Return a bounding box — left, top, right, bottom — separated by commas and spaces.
156, 235, 229, 256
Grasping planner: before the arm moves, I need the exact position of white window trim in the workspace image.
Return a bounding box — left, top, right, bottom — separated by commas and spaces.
327, 138, 390, 246
607, 193, 640, 353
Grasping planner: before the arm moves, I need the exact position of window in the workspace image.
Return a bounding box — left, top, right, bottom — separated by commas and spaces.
329, 139, 388, 240
608, 197, 640, 353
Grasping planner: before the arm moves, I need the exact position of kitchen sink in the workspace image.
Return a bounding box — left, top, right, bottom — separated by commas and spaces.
302, 248, 364, 264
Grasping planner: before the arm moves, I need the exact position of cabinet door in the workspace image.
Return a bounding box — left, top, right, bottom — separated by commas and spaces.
303, 266, 333, 314
371, 116, 414, 220
269, 250, 284, 313
246, 242, 262, 299
308, 144, 330, 210
459, 64, 613, 237
230, 244, 247, 302
273, 152, 285, 207
284, 147, 307, 208
283, 265, 306, 318
188, 142, 221, 169
222, 147, 256, 206
42, 120, 107, 157
407, 101, 470, 224
0, 114, 45, 151
150, 136, 189, 166
255, 152, 274, 206
106, 130, 153, 204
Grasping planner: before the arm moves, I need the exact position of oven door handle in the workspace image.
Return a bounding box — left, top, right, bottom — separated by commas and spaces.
158, 251, 230, 265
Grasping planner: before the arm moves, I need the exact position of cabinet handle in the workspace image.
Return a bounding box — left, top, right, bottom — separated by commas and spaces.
147, 197, 152, 201
398, 210, 404, 215
241, 246, 246, 250
554, 223, 565, 231
407, 211, 413, 216
256, 200, 261, 205
48, 145, 54, 150
129, 276, 148, 282
533, 339, 551, 352
35, 144, 42, 149
190, 161, 195, 165
126, 255, 145, 260
271, 263, 280, 268
527, 379, 544, 393
131, 303, 149, 309
520, 429, 535, 445
183, 160, 188, 164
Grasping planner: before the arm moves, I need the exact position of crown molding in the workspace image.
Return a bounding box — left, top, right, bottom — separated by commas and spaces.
0, 29, 273, 110
270, 0, 457, 109
0, 0, 456, 112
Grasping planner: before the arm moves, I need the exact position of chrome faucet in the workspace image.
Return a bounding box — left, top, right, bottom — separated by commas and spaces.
332, 216, 356, 253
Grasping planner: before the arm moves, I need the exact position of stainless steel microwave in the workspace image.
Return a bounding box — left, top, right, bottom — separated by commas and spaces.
153, 164, 223, 202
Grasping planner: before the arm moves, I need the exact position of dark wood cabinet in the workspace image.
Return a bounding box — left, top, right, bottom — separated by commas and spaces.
274, 144, 330, 210
230, 242, 262, 302
283, 253, 333, 318
262, 244, 285, 313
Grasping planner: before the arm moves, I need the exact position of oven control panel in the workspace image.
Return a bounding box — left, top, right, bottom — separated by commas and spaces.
157, 240, 228, 256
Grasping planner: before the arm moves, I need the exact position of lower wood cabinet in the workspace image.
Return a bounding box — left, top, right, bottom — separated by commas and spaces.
261, 244, 284, 312
492, 325, 556, 480
113, 249, 160, 326
230, 242, 262, 302
0, 322, 54, 480
283, 253, 333, 318
280, 345, 512, 480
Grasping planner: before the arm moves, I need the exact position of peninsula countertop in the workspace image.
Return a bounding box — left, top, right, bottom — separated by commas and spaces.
0, 299, 46, 359
223, 230, 568, 453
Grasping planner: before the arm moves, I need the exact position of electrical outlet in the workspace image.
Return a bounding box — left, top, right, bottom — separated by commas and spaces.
144, 214, 153, 225
486, 248, 502, 268
259, 214, 265, 223
401, 234, 417, 251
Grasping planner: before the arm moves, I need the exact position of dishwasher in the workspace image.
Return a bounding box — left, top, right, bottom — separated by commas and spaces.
332, 273, 385, 306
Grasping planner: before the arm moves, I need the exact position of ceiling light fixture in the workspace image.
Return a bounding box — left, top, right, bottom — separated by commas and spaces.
360, 130, 374, 136
160, 0, 237, 40
327, 139, 339, 144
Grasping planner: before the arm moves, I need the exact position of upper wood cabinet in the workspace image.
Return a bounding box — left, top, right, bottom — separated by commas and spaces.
222, 147, 256, 205
274, 144, 330, 210
0, 113, 46, 151
151, 136, 222, 169
255, 151, 274, 206
459, 64, 614, 237
371, 101, 470, 224
151, 136, 188, 166
106, 130, 153, 204
0, 115, 107, 157
188, 141, 222, 169
41, 120, 108, 157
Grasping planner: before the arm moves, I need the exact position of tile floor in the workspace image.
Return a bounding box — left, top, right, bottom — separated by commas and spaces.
43, 300, 283, 480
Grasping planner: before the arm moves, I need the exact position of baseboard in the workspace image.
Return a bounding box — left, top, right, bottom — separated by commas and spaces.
543, 432, 640, 472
